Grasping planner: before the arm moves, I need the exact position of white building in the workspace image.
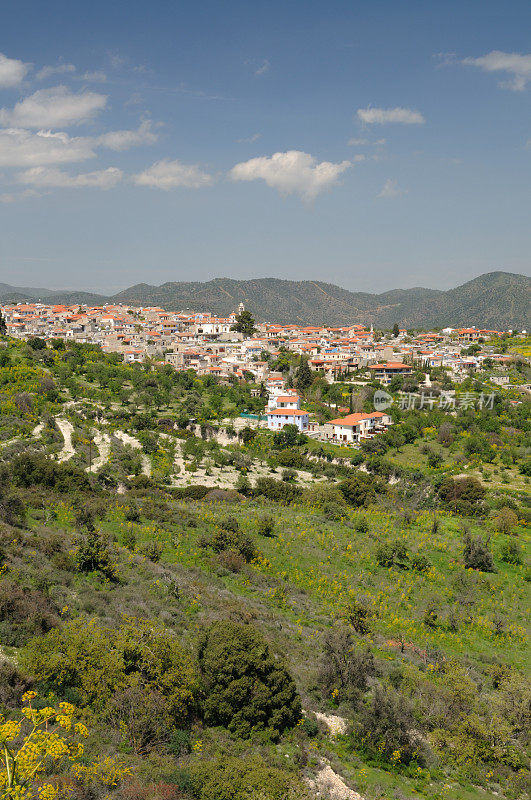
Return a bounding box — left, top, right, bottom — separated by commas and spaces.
266, 408, 309, 432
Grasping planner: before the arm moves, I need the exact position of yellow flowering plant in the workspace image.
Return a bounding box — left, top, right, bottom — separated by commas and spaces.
0, 691, 88, 800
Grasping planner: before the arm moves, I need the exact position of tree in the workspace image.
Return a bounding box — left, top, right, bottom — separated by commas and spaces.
0, 311, 6, 336
197, 620, 301, 739
231, 310, 256, 338
295, 357, 313, 393
392, 323, 400, 338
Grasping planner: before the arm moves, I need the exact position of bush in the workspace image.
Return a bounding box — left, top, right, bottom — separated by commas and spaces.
375, 541, 409, 569
354, 516, 369, 533
189, 756, 309, 800
11, 453, 92, 494
201, 523, 257, 563
0, 488, 25, 526
411, 553, 431, 572
339, 473, 383, 507
463, 533, 496, 572
319, 628, 377, 703
354, 685, 425, 765
75, 530, 118, 580
493, 507, 518, 535
257, 515, 276, 537
438, 476, 486, 516
138, 540, 163, 562
500, 539, 522, 565
21, 618, 198, 723
197, 620, 301, 739
253, 477, 302, 504
216, 549, 245, 572
0, 581, 59, 647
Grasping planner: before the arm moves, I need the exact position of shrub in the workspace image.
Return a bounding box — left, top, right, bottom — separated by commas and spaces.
339, 473, 382, 507
0, 488, 25, 526
354, 685, 425, 765
427, 450, 443, 469
11, 453, 92, 494
125, 504, 141, 523
354, 516, 369, 533
138, 540, 163, 563
202, 524, 257, 563
189, 756, 309, 800
344, 600, 372, 635
375, 541, 409, 569
197, 621, 301, 739
319, 628, 377, 703
493, 507, 518, 535
438, 477, 486, 516
21, 618, 198, 722
257, 515, 276, 537
0, 581, 59, 647
253, 477, 302, 504
411, 553, 431, 572
463, 533, 496, 572
75, 530, 118, 580
216, 549, 245, 572
500, 539, 522, 565
0, 660, 32, 707
107, 683, 173, 754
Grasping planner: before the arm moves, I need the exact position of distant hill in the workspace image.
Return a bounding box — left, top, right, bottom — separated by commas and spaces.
0, 271, 529, 329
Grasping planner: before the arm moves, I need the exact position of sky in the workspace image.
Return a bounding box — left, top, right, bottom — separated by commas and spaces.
0, 0, 530, 294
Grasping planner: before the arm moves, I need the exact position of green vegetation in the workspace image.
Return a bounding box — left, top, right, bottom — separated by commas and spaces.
0, 336, 529, 800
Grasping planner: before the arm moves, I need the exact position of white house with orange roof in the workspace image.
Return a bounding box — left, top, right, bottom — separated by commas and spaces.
266, 408, 309, 432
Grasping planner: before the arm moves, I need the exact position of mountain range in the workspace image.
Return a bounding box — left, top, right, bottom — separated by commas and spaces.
0, 271, 529, 330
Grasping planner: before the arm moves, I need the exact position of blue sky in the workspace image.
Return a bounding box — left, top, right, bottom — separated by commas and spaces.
0, 0, 530, 293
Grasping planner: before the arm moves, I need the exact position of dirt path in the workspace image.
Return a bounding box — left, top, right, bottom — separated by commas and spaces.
56, 418, 75, 462
307, 761, 364, 800
114, 430, 151, 476
314, 712, 348, 736
89, 430, 111, 472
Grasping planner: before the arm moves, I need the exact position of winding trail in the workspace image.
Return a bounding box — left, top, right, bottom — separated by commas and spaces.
56, 418, 75, 462
89, 430, 111, 472
114, 430, 151, 476
307, 761, 364, 800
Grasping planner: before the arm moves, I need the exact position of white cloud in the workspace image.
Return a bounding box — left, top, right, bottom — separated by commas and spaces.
237, 132, 262, 143
0, 128, 95, 167
255, 60, 270, 76
377, 178, 403, 199
0, 86, 107, 128
18, 165, 122, 189
133, 159, 213, 189
36, 63, 76, 80
230, 150, 351, 200
357, 107, 425, 124
0, 53, 31, 88
462, 50, 531, 91
94, 120, 158, 151
82, 71, 107, 83
0, 188, 39, 204
348, 137, 386, 146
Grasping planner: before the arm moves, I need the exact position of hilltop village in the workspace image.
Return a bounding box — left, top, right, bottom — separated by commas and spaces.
1, 300, 520, 442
